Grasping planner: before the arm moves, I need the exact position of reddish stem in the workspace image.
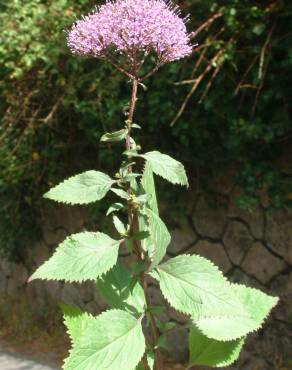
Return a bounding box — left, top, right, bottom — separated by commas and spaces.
125, 78, 164, 370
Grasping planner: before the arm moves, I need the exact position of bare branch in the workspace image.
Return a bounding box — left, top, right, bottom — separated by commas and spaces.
189, 12, 223, 40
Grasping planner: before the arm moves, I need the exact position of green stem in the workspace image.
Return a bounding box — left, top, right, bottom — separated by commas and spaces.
125, 78, 164, 370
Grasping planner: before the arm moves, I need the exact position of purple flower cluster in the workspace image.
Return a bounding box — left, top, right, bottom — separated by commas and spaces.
67, 0, 192, 63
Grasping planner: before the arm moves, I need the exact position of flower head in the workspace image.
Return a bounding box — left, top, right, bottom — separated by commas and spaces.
67, 0, 192, 65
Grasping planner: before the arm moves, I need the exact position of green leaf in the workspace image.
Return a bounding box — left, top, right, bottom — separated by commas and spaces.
140, 151, 188, 187
136, 352, 154, 370
141, 162, 158, 214
106, 202, 124, 216
44, 171, 115, 205
64, 309, 145, 370
142, 208, 171, 270
156, 320, 176, 332
136, 194, 151, 205
131, 123, 141, 129
62, 305, 95, 346
131, 231, 150, 240
155, 255, 247, 319
111, 188, 129, 199
29, 232, 121, 282
189, 325, 244, 367
195, 284, 279, 341
147, 305, 165, 315
157, 334, 168, 350
123, 149, 138, 157
100, 129, 127, 142
96, 262, 145, 316
113, 215, 127, 234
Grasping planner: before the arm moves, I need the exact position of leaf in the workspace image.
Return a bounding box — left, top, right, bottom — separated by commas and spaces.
111, 188, 129, 199
100, 129, 127, 142
96, 262, 145, 316
44, 171, 115, 205
106, 202, 124, 216
141, 162, 159, 214
131, 231, 150, 240
64, 309, 145, 370
136, 352, 154, 370
140, 151, 188, 187
195, 283, 279, 341
29, 232, 121, 283
62, 305, 95, 346
189, 325, 244, 367
132, 123, 141, 129
142, 208, 171, 270
113, 215, 126, 234
155, 255, 247, 319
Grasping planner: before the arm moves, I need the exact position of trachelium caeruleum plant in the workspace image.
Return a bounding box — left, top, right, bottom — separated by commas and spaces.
29, 1, 278, 369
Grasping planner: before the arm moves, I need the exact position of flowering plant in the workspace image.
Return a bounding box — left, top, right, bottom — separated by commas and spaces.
30, 1, 278, 369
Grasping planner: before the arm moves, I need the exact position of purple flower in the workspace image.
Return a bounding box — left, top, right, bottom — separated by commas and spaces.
67, 0, 192, 65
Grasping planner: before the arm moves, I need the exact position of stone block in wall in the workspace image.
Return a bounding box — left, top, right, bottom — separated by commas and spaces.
6, 264, 28, 295
42, 204, 87, 235
84, 301, 100, 315
12, 264, 29, 287
270, 272, 292, 321
223, 220, 254, 265
60, 283, 83, 307
6, 278, 18, 296
25, 280, 48, 307
44, 280, 62, 301
230, 268, 265, 291
0, 274, 7, 294
190, 240, 232, 274
192, 196, 227, 239
0, 259, 12, 277
265, 207, 292, 265
79, 281, 95, 304
166, 325, 188, 362
228, 188, 264, 239
168, 223, 197, 256
43, 227, 67, 247
241, 242, 286, 284
92, 287, 108, 311
245, 322, 292, 370
31, 241, 50, 267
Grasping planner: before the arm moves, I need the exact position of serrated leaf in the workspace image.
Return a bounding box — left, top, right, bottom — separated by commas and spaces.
96, 262, 145, 316
195, 284, 279, 341
29, 232, 121, 283
106, 202, 124, 216
44, 171, 115, 205
189, 325, 244, 367
61, 305, 95, 346
156, 255, 247, 319
141, 162, 158, 214
100, 129, 127, 142
111, 188, 129, 199
140, 151, 188, 187
113, 215, 126, 234
64, 309, 145, 370
142, 208, 171, 270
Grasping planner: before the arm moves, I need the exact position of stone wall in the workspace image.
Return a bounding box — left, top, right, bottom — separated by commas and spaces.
0, 187, 291, 369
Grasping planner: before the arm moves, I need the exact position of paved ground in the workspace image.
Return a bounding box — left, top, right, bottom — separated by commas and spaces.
0, 351, 57, 370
